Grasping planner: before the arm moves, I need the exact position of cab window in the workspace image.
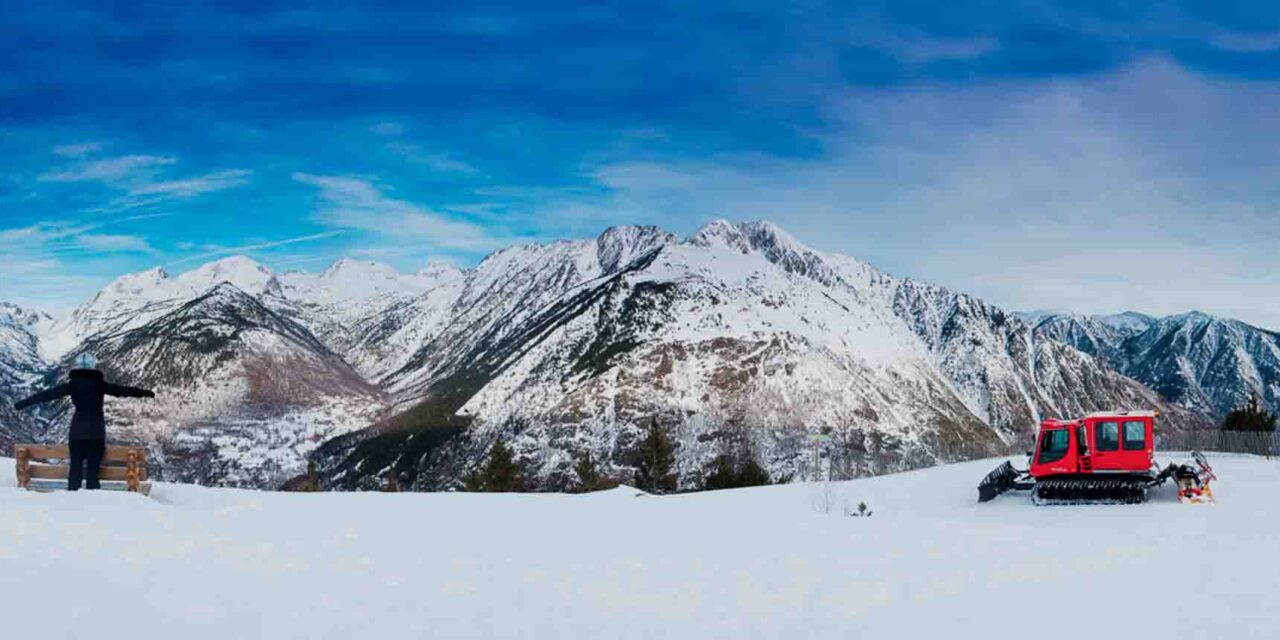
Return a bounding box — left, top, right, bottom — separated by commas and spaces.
1096, 421, 1119, 451
1076, 425, 1089, 456
1122, 420, 1147, 450
1037, 429, 1070, 464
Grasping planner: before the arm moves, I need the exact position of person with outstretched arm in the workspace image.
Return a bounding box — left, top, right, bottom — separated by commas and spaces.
12, 353, 155, 491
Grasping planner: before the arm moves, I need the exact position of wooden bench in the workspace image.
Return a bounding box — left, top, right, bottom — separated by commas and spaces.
13, 444, 151, 495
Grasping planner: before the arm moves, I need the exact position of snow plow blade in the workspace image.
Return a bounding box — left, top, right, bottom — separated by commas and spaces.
978, 461, 1024, 503
1175, 451, 1217, 504
1152, 450, 1217, 504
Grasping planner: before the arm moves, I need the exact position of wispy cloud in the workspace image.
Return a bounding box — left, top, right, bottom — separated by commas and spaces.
52, 141, 104, 158
0, 221, 95, 246
39, 154, 176, 183
294, 173, 506, 250
37, 153, 250, 206
128, 169, 252, 197
541, 59, 1280, 329
1208, 30, 1280, 53
385, 142, 478, 175
894, 35, 998, 63
170, 230, 350, 265
369, 121, 406, 136
0, 214, 169, 255
73, 234, 156, 254
0, 214, 167, 313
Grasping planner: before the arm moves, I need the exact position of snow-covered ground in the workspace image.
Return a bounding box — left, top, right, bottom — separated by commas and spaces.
1, 454, 1276, 639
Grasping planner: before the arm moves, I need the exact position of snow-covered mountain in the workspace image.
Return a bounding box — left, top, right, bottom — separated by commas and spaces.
16, 257, 411, 486
2, 220, 1244, 491
315, 221, 1208, 491
273, 259, 466, 381
1023, 310, 1280, 417
35, 284, 380, 487
38, 257, 281, 360
1017, 311, 1155, 363
0, 303, 54, 449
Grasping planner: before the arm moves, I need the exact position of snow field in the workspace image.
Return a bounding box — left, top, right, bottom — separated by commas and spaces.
1, 454, 1277, 639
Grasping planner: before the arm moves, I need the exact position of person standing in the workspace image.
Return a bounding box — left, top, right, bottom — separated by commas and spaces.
12, 353, 155, 490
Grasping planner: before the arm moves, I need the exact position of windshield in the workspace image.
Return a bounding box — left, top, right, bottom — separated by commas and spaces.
1037, 429, 1070, 464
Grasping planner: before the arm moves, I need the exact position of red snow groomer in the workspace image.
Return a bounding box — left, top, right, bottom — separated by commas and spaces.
977, 411, 1216, 505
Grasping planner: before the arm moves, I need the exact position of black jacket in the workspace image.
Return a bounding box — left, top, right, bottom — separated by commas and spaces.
13, 369, 154, 441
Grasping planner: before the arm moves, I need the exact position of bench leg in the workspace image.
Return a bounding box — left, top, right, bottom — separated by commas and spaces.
126, 451, 139, 493
16, 446, 30, 490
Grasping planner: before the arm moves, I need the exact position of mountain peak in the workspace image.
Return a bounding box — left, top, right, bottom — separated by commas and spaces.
1162, 310, 1223, 329
322, 257, 400, 279
1097, 311, 1156, 333
595, 225, 677, 274
686, 219, 839, 286
687, 219, 807, 254
416, 261, 465, 279
0, 301, 50, 327
202, 280, 254, 298
192, 255, 270, 276
176, 255, 277, 297
687, 219, 740, 247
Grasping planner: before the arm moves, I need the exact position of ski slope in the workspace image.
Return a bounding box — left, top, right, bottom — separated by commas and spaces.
1, 454, 1276, 639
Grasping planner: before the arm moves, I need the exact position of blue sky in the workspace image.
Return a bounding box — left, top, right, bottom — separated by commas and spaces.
2, 1, 1280, 328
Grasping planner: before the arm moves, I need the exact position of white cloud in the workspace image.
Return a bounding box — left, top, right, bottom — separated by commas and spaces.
73, 234, 156, 254
294, 173, 508, 251
0, 214, 169, 256
170, 230, 350, 265
370, 121, 406, 136
39, 155, 177, 183
38, 154, 250, 206
128, 169, 252, 197
385, 142, 478, 174
0, 217, 165, 313
893, 35, 999, 63
0, 221, 95, 246
534, 58, 1280, 330
52, 141, 104, 158
1208, 30, 1280, 53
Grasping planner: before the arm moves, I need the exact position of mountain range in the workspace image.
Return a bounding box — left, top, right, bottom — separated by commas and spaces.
1, 220, 1271, 490
1021, 310, 1279, 420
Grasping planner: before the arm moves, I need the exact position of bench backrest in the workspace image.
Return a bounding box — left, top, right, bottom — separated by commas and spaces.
13, 444, 148, 492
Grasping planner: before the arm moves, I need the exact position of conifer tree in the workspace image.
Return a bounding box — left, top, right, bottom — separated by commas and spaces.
735, 457, 771, 487
574, 451, 619, 493
702, 454, 738, 491
468, 440, 526, 492
634, 419, 677, 494
1223, 393, 1277, 432
702, 453, 771, 490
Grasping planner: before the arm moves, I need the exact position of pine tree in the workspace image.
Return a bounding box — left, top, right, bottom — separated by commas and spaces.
1223, 394, 1277, 432
305, 461, 320, 492
634, 419, 677, 494
702, 453, 771, 490
468, 440, 526, 492
702, 455, 738, 491
736, 458, 771, 487
574, 451, 619, 493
